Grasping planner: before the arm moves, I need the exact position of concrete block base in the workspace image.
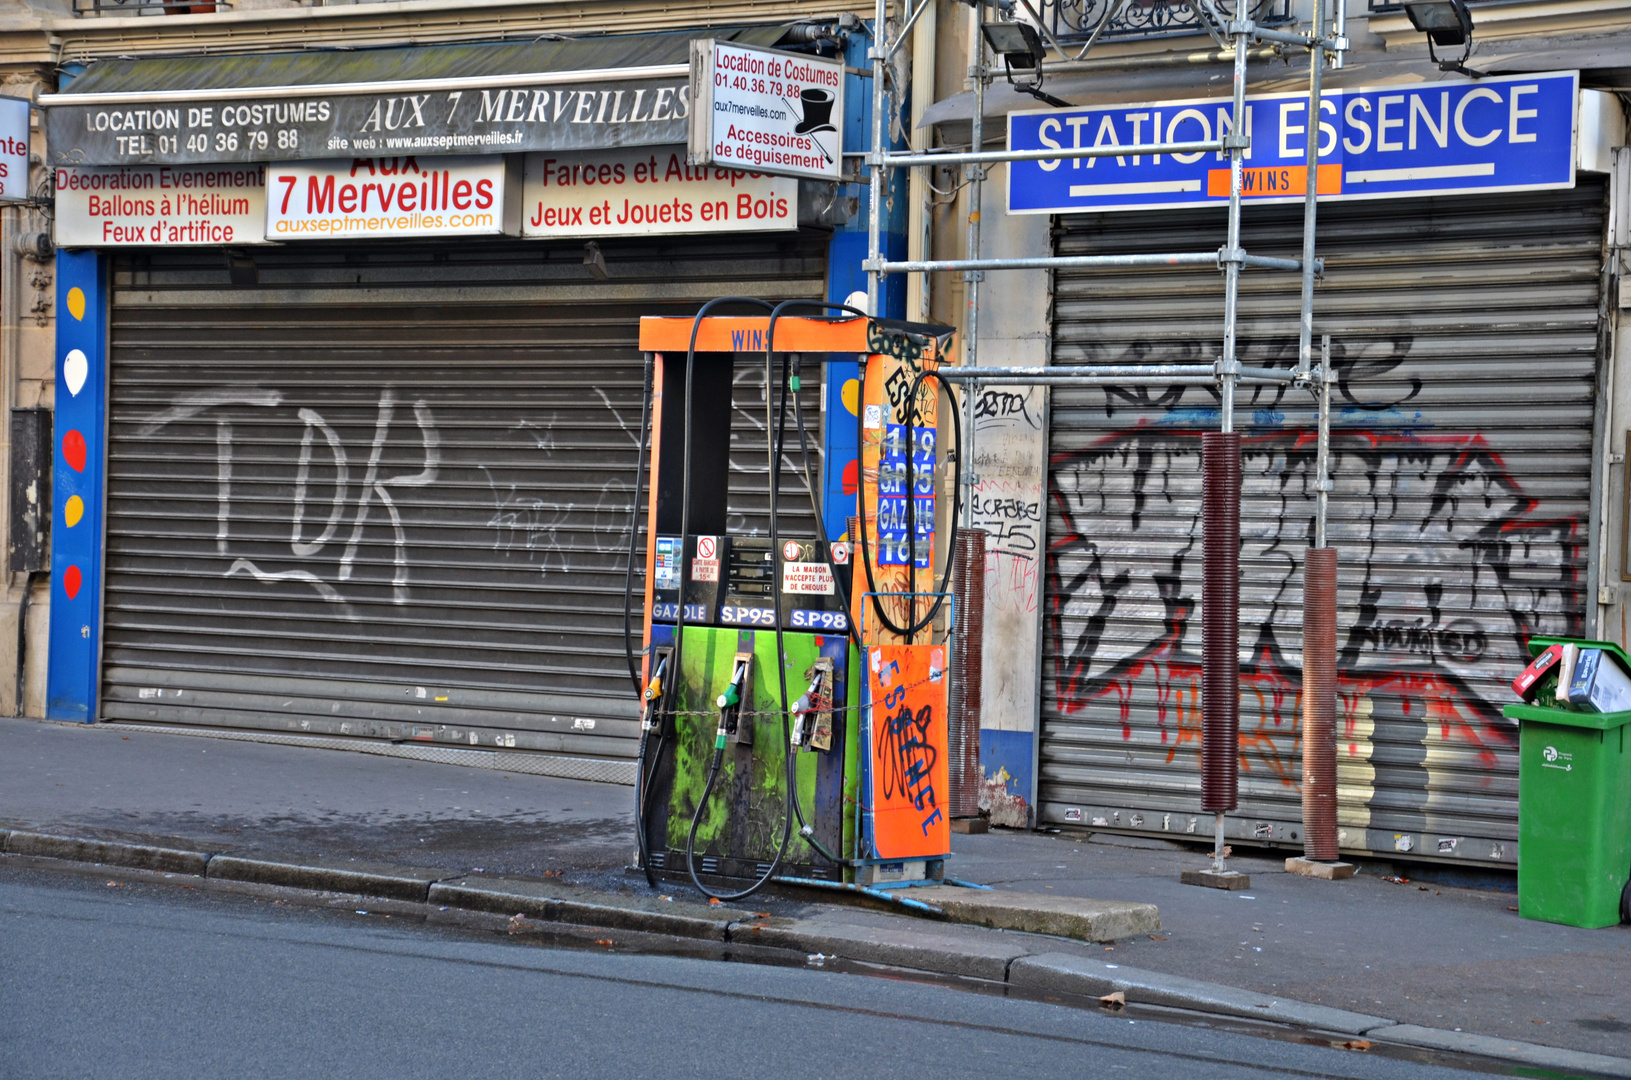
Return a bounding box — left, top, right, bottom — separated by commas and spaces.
1285, 857, 1355, 880
908, 886, 1160, 942
1181, 869, 1251, 890
949, 817, 989, 834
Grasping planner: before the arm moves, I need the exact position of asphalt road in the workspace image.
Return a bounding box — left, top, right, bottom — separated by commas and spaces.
0, 862, 1496, 1080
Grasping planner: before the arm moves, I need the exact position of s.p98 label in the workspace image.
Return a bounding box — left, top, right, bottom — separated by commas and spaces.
791, 609, 848, 631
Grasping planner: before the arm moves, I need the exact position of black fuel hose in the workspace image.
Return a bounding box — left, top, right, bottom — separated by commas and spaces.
763, 300, 870, 867
677, 297, 792, 904
854, 357, 963, 641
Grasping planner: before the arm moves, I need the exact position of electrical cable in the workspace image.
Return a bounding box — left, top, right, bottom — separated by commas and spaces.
623, 351, 655, 695
624, 351, 661, 886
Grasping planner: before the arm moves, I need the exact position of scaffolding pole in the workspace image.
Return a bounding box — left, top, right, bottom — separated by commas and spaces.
863, 0, 1346, 881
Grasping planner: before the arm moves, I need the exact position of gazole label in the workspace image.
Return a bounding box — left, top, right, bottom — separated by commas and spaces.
1008, 70, 1578, 213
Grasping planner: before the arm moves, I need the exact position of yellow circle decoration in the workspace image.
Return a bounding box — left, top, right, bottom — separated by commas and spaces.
67, 288, 86, 322
841, 378, 860, 417
64, 495, 84, 528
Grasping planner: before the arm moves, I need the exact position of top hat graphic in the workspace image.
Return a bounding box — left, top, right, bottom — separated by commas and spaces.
794, 88, 836, 134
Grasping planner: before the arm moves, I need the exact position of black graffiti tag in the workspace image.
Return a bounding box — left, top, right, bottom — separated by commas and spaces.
877, 700, 943, 833
975, 389, 1040, 429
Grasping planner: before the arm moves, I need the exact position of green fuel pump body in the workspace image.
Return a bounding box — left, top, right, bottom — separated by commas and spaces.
644, 626, 860, 881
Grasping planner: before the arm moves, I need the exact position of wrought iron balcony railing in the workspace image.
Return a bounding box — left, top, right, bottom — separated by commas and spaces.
1039, 0, 1294, 42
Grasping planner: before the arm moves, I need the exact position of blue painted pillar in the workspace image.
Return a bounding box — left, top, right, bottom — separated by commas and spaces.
47, 250, 108, 722
821, 24, 909, 545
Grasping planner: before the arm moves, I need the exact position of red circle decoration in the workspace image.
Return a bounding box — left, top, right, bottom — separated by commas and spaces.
841, 457, 859, 497
64, 565, 82, 600
62, 430, 87, 473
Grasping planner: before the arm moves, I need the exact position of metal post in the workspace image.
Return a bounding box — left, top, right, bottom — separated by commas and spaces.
962, 1, 987, 529
1332, 0, 1348, 69
1316, 333, 1331, 549
1297, 0, 1325, 374
1219, 22, 1248, 435
867, 0, 887, 316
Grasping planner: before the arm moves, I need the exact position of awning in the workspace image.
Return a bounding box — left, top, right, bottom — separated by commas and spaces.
920, 33, 1631, 131
44, 26, 793, 167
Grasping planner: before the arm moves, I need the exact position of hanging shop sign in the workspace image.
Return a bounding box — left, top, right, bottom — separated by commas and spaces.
55, 164, 267, 246
1008, 70, 1579, 214
688, 40, 842, 182
266, 155, 521, 239
0, 95, 28, 203
42, 72, 691, 168
521, 145, 796, 238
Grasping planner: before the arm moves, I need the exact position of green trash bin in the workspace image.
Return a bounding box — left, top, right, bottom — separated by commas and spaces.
1504, 637, 1631, 929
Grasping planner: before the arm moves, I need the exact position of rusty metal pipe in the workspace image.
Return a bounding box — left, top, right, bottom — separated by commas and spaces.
1201, 432, 1241, 816
948, 529, 986, 818
1302, 547, 1339, 861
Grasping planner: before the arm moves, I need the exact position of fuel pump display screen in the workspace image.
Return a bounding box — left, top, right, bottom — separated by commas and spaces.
721, 537, 850, 631
876, 424, 934, 568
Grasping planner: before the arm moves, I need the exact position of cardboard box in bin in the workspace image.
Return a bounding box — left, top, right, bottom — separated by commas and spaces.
1565, 648, 1631, 714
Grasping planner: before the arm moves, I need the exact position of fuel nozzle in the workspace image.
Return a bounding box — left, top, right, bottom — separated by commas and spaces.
789, 672, 825, 748
714, 657, 752, 749
640, 653, 669, 733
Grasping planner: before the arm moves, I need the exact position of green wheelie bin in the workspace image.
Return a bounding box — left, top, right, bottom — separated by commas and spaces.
1504, 637, 1631, 928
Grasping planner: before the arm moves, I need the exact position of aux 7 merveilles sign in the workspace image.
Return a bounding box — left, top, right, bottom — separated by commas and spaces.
1008, 71, 1578, 214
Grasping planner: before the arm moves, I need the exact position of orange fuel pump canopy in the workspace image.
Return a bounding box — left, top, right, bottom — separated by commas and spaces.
638, 315, 956, 362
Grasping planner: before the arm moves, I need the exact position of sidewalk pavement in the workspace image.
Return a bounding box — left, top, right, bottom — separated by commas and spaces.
3, 716, 1628, 1066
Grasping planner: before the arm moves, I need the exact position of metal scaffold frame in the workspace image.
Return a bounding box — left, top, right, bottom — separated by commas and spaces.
860, 0, 1348, 877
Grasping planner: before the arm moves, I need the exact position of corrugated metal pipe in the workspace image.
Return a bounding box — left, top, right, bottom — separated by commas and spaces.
1301, 547, 1340, 860
1201, 431, 1241, 813
948, 528, 986, 818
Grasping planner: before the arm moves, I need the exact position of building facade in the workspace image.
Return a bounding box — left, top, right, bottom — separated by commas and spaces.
920, 0, 1631, 869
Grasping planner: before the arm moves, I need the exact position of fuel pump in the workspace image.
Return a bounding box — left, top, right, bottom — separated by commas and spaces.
627, 306, 963, 902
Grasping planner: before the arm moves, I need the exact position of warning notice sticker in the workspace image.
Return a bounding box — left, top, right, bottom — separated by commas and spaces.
692, 535, 720, 580
781, 561, 835, 595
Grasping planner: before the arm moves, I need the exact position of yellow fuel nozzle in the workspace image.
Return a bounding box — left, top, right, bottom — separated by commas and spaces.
644, 677, 663, 702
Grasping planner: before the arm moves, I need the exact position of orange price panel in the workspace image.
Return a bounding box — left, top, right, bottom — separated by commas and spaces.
865, 643, 951, 859
853, 350, 939, 644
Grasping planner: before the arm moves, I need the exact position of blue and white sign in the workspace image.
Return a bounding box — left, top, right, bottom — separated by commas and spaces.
1009, 71, 1579, 214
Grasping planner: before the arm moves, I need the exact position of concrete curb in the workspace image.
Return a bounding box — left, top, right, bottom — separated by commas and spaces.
206, 855, 446, 904
1009, 952, 1394, 1035
428, 876, 739, 942
3, 829, 210, 877
7, 829, 1631, 1079
737, 916, 1031, 981
1378, 1024, 1631, 1079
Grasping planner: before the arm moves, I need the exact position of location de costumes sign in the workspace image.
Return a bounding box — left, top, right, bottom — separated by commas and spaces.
688, 40, 842, 182
266, 154, 521, 239
1008, 71, 1578, 214
55, 165, 267, 246
0, 95, 29, 204
521, 146, 796, 238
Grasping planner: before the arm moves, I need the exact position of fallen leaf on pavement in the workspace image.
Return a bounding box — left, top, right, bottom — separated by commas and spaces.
708, 898, 723, 906
1099, 992, 1126, 1011
1337, 1040, 1371, 1052
105, 881, 122, 888
1148, 935, 1167, 941
595, 939, 614, 947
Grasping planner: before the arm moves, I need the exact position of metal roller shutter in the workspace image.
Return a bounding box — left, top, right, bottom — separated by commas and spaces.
101, 235, 827, 770
1042, 183, 1604, 866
